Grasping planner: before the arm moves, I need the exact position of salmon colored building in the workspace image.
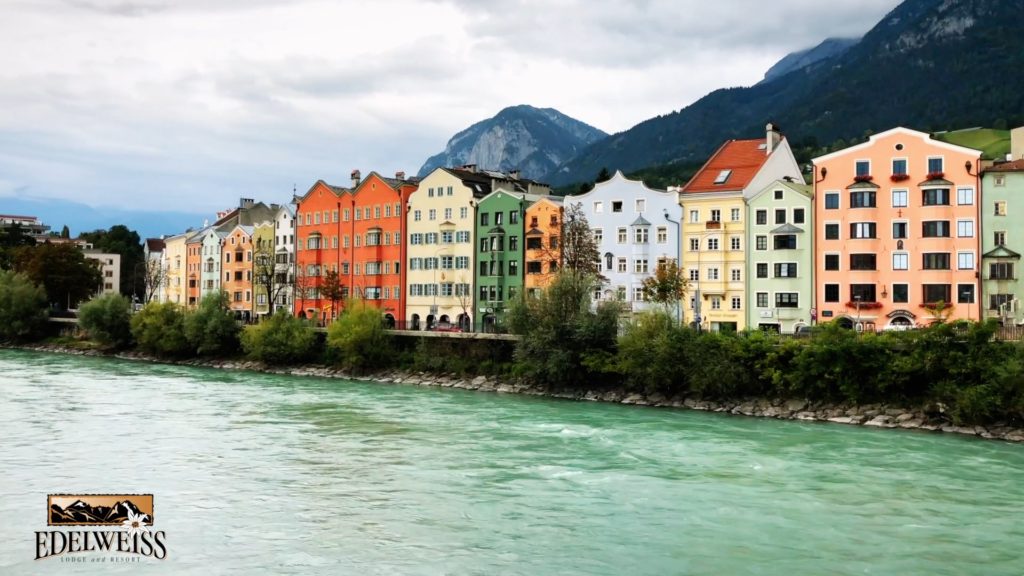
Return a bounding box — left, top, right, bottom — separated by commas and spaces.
185, 231, 205, 308
813, 127, 982, 329
524, 196, 564, 297
222, 225, 255, 321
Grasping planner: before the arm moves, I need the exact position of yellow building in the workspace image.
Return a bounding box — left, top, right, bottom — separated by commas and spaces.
160, 232, 189, 305
677, 124, 802, 331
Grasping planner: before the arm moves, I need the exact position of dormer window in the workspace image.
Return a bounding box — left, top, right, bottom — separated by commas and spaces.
714, 170, 732, 185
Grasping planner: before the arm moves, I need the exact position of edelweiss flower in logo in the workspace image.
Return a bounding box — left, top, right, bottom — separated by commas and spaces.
122, 510, 150, 537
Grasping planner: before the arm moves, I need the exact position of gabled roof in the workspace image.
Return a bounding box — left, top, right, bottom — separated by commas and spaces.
631, 215, 651, 226
298, 179, 351, 204
748, 179, 812, 203
771, 223, 805, 234
145, 238, 165, 252
983, 245, 1022, 259
984, 159, 1024, 173
681, 139, 771, 194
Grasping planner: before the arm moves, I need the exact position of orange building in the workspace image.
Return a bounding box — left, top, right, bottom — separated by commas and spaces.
524, 196, 564, 297
344, 171, 417, 327
185, 231, 204, 308
295, 179, 349, 324
222, 225, 255, 321
813, 127, 981, 329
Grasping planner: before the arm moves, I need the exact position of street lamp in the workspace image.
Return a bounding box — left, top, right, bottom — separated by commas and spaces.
663, 209, 681, 325
854, 294, 862, 332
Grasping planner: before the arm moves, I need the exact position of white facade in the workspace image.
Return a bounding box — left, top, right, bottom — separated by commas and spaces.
274, 204, 296, 313
564, 171, 683, 313
83, 251, 121, 297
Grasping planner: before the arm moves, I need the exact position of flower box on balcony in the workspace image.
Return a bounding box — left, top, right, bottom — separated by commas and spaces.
705, 221, 721, 230
919, 302, 954, 310
890, 173, 910, 182
925, 171, 945, 181
853, 175, 874, 183
846, 301, 883, 309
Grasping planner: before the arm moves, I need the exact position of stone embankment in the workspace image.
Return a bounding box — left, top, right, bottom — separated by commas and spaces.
15, 344, 1024, 443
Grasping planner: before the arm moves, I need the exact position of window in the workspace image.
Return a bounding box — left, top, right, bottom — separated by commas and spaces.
550, 236, 559, 249
495, 212, 503, 225
634, 228, 649, 244
617, 258, 627, 273
756, 236, 767, 250
689, 210, 699, 223
635, 199, 646, 213
612, 201, 623, 213
731, 208, 741, 222
991, 262, 1015, 280
731, 297, 742, 310
958, 252, 975, 270
817, 253, 839, 273
756, 292, 768, 308
850, 191, 875, 208
711, 297, 721, 310
657, 227, 667, 243
825, 193, 839, 210
922, 221, 950, 238
892, 253, 908, 270
714, 170, 732, 184
594, 201, 603, 213
995, 201, 1007, 216
775, 209, 786, 224
893, 284, 909, 303
928, 157, 944, 174
756, 263, 768, 278
633, 286, 645, 302
922, 253, 950, 270
923, 188, 950, 206
617, 228, 627, 244
824, 284, 840, 303
414, 210, 421, 221
731, 268, 741, 281
635, 259, 649, 273
991, 293, 1014, 311
774, 235, 797, 249
923, 284, 951, 304
850, 254, 876, 270
460, 207, 468, 219
776, 293, 799, 308
774, 189, 784, 200
957, 187, 974, 205
526, 261, 542, 274
892, 189, 908, 208
957, 220, 974, 238
455, 256, 469, 269
426, 232, 438, 244
687, 268, 698, 281
855, 160, 870, 177
689, 238, 699, 251
707, 267, 719, 280
892, 159, 907, 176
707, 238, 719, 250
711, 209, 721, 222
730, 237, 741, 251
456, 231, 470, 243
850, 284, 876, 303
958, 284, 975, 304
510, 210, 519, 225
774, 263, 797, 277
793, 209, 805, 224
825, 223, 839, 240
756, 210, 767, 225
480, 213, 489, 226
850, 222, 876, 239
995, 231, 1007, 246
893, 222, 908, 239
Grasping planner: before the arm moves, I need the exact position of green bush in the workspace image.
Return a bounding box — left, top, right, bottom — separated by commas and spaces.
130, 302, 191, 357
326, 300, 391, 372
241, 311, 318, 364
0, 269, 48, 342
184, 292, 240, 357
77, 293, 132, 348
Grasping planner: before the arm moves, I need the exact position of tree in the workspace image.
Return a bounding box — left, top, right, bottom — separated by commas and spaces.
241, 310, 317, 364
293, 266, 312, 317
80, 225, 144, 296
0, 270, 48, 342
253, 240, 288, 318
184, 292, 240, 356
320, 269, 345, 322
560, 202, 601, 277
326, 299, 391, 371
641, 260, 688, 317
60, 225, 70, 239
596, 167, 612, 182
0, 223, 37, 269
143, 258, 166, 303
12, 242, 102, 309
78, 293, 133, 347
130, 302, 191, 357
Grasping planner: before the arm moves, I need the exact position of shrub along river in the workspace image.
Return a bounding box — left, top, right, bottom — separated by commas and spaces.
1, 349, 1022, 575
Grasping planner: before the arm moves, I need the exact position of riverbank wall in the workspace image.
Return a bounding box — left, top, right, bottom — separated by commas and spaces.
9, 343, 1024, 443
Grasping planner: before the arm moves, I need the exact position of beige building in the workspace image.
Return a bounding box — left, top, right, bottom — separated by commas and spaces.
161, 232, 190, 305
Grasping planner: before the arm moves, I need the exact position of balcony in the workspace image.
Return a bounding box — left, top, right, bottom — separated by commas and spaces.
705, 221, 721, 230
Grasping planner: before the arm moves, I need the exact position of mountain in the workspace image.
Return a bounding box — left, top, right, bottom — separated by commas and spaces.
760, 37, 859, 83
549, 0, 1024, 186
0, 195, 204, 239
417, 105, 607, 181
50, 499, 145, 524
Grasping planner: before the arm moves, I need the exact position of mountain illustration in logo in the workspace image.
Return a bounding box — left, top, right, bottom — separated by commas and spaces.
48, 495, 153, 526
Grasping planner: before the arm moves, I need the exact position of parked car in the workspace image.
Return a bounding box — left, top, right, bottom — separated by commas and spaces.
432, 321, 462, 333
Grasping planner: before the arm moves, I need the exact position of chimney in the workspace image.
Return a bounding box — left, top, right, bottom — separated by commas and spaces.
509, 169, 520, 180
766, 122, 782, 154
351, 169, 361, 188
240, 197, 255, 210
395, 170, 406, 180
462, 163, 477, 173
1011, 126, 1024, 160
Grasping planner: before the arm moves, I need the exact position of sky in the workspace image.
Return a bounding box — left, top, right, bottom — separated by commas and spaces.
0, 0, 900, 234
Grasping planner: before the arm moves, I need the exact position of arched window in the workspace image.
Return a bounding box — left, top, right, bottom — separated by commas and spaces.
604, 252, 614, 271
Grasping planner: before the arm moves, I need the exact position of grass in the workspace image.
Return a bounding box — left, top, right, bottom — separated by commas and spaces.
934, 128, 1011, 160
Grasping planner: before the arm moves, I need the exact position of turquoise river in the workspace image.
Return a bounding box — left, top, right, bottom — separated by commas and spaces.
1, 349, 1023, 575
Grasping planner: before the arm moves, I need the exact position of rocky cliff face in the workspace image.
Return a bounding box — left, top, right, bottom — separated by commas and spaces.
417, 105, 607, 181
760, 37, 859, 84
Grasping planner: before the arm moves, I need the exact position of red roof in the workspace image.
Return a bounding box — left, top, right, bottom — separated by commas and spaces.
681, 139, 771, 193
985, 159, 1024, 173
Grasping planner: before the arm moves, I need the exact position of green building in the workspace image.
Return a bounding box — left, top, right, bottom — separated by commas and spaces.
475, 189, 544, 331
981, 157, 1024, 323
746, 179, 814, 333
